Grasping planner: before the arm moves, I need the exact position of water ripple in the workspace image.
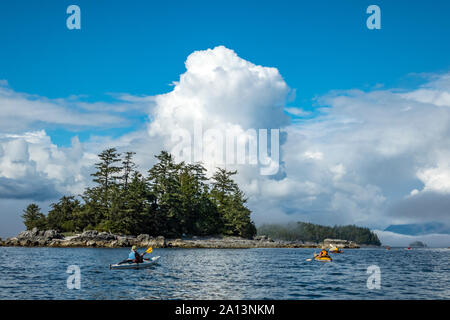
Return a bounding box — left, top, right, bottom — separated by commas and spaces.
0, 247, 449, 299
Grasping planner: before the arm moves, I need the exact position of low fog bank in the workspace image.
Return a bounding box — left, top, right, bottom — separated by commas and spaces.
374, 230, 450, 248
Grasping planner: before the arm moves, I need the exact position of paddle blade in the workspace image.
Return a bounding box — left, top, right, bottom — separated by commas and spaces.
146, 247, 153, 254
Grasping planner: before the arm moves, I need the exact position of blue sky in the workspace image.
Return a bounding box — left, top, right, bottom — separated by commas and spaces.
0, 1, 450, 244
1, 0, 449, 145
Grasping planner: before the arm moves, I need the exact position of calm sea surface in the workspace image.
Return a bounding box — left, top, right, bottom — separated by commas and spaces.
0, 247, 449, 299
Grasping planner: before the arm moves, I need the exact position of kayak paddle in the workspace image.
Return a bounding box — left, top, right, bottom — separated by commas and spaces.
143, 247, 153, 256
306, 252, 317, 261
137, 247, 153, 263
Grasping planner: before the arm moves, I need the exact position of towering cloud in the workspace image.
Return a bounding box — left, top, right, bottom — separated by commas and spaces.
149, 46, 290, 136
148, 46, 290, 173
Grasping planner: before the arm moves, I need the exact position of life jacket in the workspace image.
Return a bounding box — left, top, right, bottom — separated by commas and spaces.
134, 252, 143, 263
128, 250, 143, 262
320, 250, 328, 256
128, 250, 137, 260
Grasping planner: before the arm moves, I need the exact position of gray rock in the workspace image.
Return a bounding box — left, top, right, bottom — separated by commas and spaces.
81, 230, 98, 238
86, 240, 97, 247
43, 230, 63, 240
254, 235, 268, 241
7, 238, 19, 246
31, 227, 39, 237
69, 230, 117, 244
17, 231, 32, 240
137, 234, 151, 242
19, 239, 32, 246
156, 236, 166, 247
107, 240, 118, 248
48, 239, 63, 247
117, 237, 130, 247
97, 232, 116, 241
322, 238, 359, 248
16, 229, 62, 244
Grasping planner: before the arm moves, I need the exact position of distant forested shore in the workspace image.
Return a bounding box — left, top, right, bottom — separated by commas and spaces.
257, 222, 381, 246
21, 149, 256, 238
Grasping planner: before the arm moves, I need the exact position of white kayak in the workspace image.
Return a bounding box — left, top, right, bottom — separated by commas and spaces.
110, 256, 160, 270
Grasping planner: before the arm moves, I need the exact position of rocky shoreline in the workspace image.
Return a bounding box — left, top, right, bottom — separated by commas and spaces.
0, 228, 360, 249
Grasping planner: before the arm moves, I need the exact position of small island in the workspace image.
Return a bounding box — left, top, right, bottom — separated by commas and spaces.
0, 148, 380, 249
18, 149, 258, 239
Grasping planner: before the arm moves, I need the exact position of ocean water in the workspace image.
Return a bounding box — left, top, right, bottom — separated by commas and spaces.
0, 247, 449, 300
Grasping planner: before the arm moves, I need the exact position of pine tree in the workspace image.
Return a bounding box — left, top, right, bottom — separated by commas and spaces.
121, 151, 137, 190
147, 151, 184, 237
89, 148, 122, 224
179, 163, 219, 235
47, 196, 81, 232
210, 168, 256, 238
120, 171, 156, 235
21, 204, 47, 230
91, 148, 122, 207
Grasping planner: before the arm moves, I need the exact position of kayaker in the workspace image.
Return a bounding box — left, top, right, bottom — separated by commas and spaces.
129, 245, 144, 263
318, 247, 329, 258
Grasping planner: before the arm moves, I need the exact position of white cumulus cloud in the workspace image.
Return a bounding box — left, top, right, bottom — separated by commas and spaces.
0, 130, 96, 199
148, 46, 290, 173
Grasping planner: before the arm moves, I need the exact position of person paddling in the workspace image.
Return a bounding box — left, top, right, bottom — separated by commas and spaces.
307, 247, 331, 262
118, 245, 144, 265
129, 245, 144, 263
318, 247, 330, 258
116, 246, 153, 265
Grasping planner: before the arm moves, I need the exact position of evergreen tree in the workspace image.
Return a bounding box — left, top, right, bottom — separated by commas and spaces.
147, 151, 184, 237
88, 148, 122, 226
179, 163, 219, 235
79, 186, 103, 230
47, 196, 81, 232
91, 148, 122, 209
21, 204, 47, 230
121, 151, 137, 190
210, 168, 256, 238
120, 171, 156, 235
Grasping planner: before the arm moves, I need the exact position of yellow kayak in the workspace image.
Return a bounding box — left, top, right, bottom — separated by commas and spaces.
330, 250, 343, 254
313, 254, 332, 262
